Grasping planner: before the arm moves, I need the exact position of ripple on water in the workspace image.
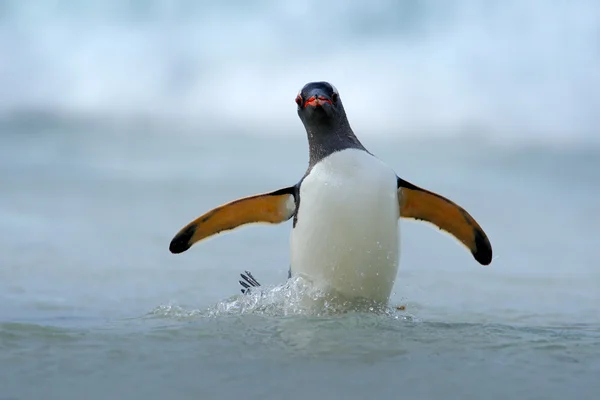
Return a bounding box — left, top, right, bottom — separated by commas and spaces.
138, 276, 600, 364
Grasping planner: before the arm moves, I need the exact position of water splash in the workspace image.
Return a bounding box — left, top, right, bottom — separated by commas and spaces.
148, 276, 413, 320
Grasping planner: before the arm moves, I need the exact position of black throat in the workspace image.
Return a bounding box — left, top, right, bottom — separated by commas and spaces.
302, 110, 367, 168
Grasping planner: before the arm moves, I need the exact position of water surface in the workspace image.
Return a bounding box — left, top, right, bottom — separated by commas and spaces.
1, 125, 599, 399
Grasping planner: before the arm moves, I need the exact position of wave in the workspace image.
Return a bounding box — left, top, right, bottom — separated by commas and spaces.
1, 0, 598, 144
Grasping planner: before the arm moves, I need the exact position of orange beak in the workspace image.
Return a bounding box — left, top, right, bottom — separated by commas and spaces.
304, 96, 332, 108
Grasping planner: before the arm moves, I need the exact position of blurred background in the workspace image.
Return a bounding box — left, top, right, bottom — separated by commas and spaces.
1, 0, 599, 141
1, 1, 599, 399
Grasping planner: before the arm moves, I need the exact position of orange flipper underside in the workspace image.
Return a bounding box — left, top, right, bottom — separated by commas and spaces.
397, 178, 492, 265
169, 187, 296, 254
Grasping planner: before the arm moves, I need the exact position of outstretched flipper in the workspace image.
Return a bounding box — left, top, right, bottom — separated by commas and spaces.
169, 186, 297, 254
397, 177, 492, 265
239, 271, 261, 294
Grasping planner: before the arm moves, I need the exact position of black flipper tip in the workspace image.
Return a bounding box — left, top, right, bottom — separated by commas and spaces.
169, 225, 195, 254
473, 230, 493, 265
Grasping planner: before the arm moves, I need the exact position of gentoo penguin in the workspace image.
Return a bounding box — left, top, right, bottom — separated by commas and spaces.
169, 81, 492, 305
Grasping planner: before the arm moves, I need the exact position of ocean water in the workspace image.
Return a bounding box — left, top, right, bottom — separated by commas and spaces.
1, 126, 599, 399
2, 1, 600, 399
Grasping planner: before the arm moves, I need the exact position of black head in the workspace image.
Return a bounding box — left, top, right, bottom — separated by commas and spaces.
294, 81, 365, 166
295, 81, 346, 128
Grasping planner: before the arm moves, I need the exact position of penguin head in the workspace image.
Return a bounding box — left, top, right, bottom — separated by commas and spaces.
295, 81, 345, 127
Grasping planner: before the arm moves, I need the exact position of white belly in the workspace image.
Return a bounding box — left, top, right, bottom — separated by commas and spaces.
290, 149, 400, 304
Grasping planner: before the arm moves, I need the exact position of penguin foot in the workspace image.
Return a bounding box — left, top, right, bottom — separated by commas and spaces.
239, 270, 261, 294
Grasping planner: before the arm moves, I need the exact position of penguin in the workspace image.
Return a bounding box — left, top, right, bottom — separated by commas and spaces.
169, 81, 492, 305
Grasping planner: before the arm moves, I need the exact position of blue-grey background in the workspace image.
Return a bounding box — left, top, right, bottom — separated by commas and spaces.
1, 1, 599, 399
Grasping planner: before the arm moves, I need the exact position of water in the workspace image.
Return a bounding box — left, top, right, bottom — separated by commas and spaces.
2, 1, 600, 399
1, 0, 599, 142
1, 124, 599, 399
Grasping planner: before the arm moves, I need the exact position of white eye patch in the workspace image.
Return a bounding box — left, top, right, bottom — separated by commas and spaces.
329, 83, 338, 95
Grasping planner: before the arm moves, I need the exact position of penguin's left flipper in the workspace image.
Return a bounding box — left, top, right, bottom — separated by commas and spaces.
397, 177, 493, 265
169, 186, 297, 254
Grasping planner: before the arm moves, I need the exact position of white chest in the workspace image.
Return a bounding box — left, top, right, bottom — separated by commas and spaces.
290, 149, 400, 303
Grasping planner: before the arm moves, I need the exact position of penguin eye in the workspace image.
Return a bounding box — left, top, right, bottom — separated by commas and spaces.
295, 94, 303, 107
331, 92, 338, 103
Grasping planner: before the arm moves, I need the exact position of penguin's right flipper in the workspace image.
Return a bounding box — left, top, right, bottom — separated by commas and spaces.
397, 177, 492, 266
239, 271, 261, 294
169, 186, 297, 254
